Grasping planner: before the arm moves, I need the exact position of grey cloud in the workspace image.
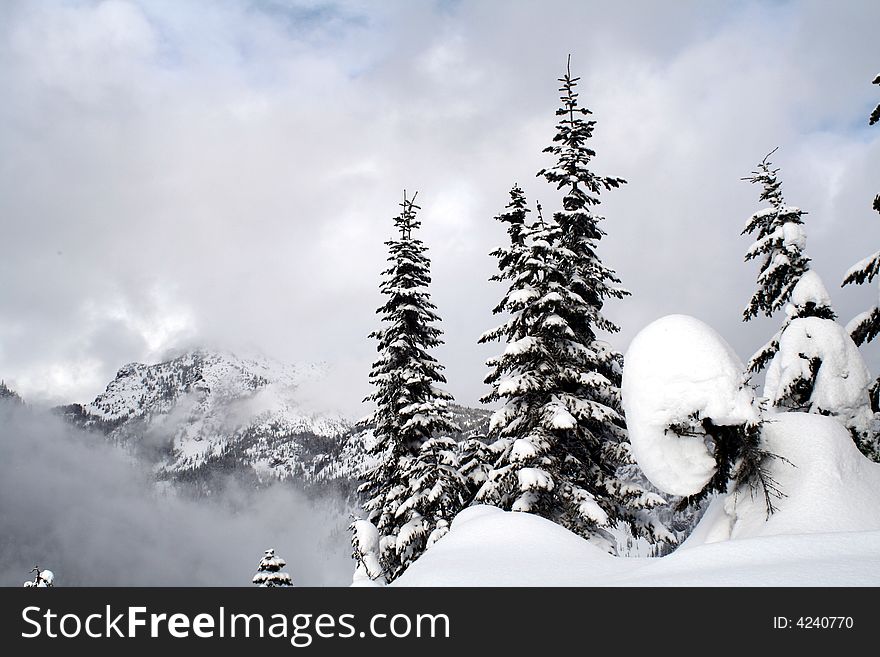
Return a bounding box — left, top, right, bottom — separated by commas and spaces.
0, 0, 878, 414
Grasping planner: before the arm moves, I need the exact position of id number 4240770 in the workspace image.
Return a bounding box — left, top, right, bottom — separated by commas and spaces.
773, 617, 854, 629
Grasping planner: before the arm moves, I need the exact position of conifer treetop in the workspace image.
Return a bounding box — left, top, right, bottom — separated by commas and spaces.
741, 148, 810, 322
538, 55, 626, 223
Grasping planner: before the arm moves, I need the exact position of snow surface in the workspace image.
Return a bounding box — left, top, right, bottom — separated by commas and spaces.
621, 315, 760, 496
394, 413, 880, 586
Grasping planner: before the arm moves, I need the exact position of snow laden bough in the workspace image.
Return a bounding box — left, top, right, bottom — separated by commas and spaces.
621, 315, 781, 512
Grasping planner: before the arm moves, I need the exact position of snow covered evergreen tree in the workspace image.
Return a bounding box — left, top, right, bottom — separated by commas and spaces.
0, 381, 23, 404
842, 75, 880, 349
477, 60, 671, 550
350, 519, 384, 584
456, 436, 494, 502
252, 548, 293, 587
23, 566, 54, 587
357, 191, 459, 581
741, 149, 810, 372
764, 273, 879, 461
394, 436, 468, 569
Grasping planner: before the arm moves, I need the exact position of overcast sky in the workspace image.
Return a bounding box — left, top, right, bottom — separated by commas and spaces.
1, 0, 878, 416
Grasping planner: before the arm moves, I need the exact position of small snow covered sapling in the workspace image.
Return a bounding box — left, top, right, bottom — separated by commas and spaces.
252, 549, 293, 587
622, 315, 783, 515
350, 518, 385, 584
23, 566, 54, 587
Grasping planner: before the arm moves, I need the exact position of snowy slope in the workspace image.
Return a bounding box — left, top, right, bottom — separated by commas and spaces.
395, 412, 880, 586
394, 505, 880, 586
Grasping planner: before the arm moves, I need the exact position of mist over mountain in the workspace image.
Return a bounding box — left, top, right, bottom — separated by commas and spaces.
0, 349, 490, 586
52, 349, 490, 499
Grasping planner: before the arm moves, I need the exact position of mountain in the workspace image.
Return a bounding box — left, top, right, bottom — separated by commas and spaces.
58, 350, 492, 497
58, 350, 357, 494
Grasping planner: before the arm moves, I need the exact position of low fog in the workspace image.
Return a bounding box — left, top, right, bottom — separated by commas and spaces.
0, 399, 353, 587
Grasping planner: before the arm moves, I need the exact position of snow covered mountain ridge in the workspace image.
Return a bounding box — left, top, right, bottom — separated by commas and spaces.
59, 350, 357, 490
57, 349, 490, 495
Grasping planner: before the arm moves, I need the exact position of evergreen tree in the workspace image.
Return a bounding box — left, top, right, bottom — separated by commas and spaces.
350, 519, 384, 584
456, 436, 494, 502
23, 565, 54, 587
741, 149, 810, 372
0, 381, 23, 404
252, 548, 293, 587
761, 272, 837, 412
763, 273, 880, 461
478, 60, 670, 550
842, 75, 880, 349
394, 436, 467, 570
357, 191, 458, 581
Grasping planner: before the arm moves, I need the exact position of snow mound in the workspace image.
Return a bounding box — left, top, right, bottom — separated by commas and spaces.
395, 413, 880, 586
395, 506, 617, 586
688, 412, 880, 543
621, 315, 759, 496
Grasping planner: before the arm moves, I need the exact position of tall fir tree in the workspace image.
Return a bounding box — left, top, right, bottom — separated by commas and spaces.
357, 191, 458, 582
741, 150, 811, 372
477, 60, 671, 550
842, 75, 880, 350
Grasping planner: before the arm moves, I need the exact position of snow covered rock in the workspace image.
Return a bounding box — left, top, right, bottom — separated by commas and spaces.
621, 315, 761, 496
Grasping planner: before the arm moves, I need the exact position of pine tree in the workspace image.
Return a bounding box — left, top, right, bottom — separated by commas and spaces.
741, 149, 811, 372
842, 75, 880, 349
357, 191, 458, 581
252, 548, 293, 587
478, 59, 670, 550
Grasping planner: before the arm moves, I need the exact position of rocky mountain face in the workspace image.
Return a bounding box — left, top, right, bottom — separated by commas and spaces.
58, 350, 490, 497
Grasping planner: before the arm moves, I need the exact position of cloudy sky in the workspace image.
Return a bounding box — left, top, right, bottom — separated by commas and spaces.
1, 0, 878, 415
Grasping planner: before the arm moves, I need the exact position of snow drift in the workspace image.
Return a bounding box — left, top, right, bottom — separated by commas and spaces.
394, 413, 880, 586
